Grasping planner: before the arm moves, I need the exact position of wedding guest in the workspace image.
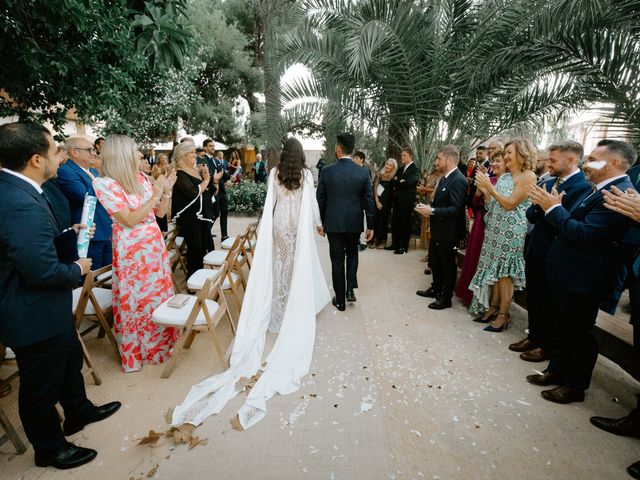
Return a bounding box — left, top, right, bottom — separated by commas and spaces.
527, 140, 634, 404
0, 122, 120, 469
386, 147, 420, 254
353, 150, 376, 250
469, 138, 536, 331
57, 135, 113, 269
139, 156, 151, 176
254, 153, 267, 182
196, 147, 206, 161
229, 149, 242, 184
93, 135, 179, 372
213, 149, 230, 240
456, 151, 499, 306
94, 137, 105, 155
372, 158, 397, 248
172, 142, 216, 277
415, 145, 468, 310
146, 148, 157, 166
151, 154, 171, 232
509, 141, 591, 361
535, 149, 551, 182
416, 162, 442, 267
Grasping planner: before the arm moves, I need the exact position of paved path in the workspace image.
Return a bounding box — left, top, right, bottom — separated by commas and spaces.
1, 215, 639, 479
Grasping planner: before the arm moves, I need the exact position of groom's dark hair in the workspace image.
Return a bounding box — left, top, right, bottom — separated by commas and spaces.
336, 132, 355, 155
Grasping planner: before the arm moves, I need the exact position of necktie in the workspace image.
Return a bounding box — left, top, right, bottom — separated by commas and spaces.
84, 169, 96, 181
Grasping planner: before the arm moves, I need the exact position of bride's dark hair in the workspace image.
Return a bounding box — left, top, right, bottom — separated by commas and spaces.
277, 137, 307, 190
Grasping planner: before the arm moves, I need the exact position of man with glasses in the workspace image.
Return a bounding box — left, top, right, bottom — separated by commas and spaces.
57, 136, 112, 269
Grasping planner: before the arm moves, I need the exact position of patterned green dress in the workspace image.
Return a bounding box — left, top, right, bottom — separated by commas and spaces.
469, 173, 530, 314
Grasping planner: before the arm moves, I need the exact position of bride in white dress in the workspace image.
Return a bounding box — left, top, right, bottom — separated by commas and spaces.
171, 138, 331, 430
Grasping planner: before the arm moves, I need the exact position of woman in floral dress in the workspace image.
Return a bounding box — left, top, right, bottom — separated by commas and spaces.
94, 135, 180, 372
469, 138, 537, 332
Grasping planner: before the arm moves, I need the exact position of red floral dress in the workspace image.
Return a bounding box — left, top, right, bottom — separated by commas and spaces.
94, 174, 179, 372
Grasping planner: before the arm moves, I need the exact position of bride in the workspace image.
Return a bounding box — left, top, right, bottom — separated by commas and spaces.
171, 138, 331, 430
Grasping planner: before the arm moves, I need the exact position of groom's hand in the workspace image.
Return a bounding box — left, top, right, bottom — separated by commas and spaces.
365, 229, 374, 241
316, 226, 325, 237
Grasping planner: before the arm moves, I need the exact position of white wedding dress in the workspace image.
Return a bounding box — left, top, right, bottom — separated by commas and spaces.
171, 168, 331, 430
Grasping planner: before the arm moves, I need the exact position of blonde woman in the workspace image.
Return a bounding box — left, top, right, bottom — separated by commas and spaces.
172, 142, 218, 277
373, 158, 397, 248
151, 153, 170, 180
469, 138, 537, 332
93, 135, 179, 372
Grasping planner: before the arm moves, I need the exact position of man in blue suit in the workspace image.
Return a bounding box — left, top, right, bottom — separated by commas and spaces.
316, 132, 375, 311
527, 140, 635, 404
0, 122, 120, 469
510, 141, 592, 362
57, 136, 112, 269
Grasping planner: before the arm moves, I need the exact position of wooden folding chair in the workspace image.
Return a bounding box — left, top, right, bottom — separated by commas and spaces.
0, 407, 26, 454
202, 235, 242, 270
165, 228, 188, 291
72, 265, 118, 385
152, 262, 235, 378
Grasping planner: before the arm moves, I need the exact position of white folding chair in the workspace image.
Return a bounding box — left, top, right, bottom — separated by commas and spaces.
152, 262, 235, 378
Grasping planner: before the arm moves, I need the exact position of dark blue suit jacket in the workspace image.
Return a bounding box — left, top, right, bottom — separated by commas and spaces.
525, 171, 592, 262
545, 175, 633, 296
202, 154, 230, 195
430, 169, 468, 243
316, 158, 375, 233
56, 160, 112, 241
0, 171, 82, 347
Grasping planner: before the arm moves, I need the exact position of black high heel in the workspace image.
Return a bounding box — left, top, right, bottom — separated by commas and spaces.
473, 305, 499, 323
483, 312, 511, 332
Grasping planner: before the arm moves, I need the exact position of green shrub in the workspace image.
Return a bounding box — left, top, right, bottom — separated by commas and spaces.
227, 181, 268, 214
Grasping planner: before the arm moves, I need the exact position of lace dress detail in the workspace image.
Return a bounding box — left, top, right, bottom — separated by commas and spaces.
269, 180, 304, 332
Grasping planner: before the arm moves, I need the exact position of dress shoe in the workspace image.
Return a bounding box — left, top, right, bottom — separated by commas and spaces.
428, 298, 452, 310
0, 378, 11, 398
519, 347, 552, 362
509, 337, 536, 352
482, 313, 510, 332
35, 442, 97, 469
590, 414, 640, 438
63, 401, 121, 436
628, 460, 640, 479
393, 248, 407, 254
359, 243, 367, 251
541, 386, 585, 404
346, 290, 356, 302
332, 297, 345, 311
526, 370, 562, 387
472, 309, 498, 323
416, 287, 440, 298
384, 245, 397, 251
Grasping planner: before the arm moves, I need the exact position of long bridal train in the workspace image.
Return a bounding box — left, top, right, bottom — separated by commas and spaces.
171, 169, 330, 430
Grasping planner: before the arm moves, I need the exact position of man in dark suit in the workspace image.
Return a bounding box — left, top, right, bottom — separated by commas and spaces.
527, 140, 635, 404
386, 147, 420, 254
203, 139, 230, 240
509, 141, 592, 362
0, 122, 120, 469
57, 136, 112, 269
316, 133, 375, 311
415, 145, 468, 310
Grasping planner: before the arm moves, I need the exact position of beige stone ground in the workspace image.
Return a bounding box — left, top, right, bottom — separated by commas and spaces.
2, 215, 640, 480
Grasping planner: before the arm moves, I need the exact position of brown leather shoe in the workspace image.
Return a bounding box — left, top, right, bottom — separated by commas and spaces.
526, 370, 562, 387
0, 379, 10, 398
541, 386, 584, 404
509, 338, 536, 352
520, 347, 552, 362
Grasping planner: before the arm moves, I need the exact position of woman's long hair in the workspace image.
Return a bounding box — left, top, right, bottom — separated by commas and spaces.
277, 138, 306, 190
505, 138, 536, 172
101, 135, 143, 196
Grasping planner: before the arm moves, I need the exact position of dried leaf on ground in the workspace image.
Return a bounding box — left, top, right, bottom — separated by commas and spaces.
147, 464, 159, 477
138, 430, 163, 446
235, 370, 264, 393
164, 407, 174, 425
188, 436, 208, 450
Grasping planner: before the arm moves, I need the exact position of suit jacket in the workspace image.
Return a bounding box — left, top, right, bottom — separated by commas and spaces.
545, 175, 633, 296
525, 171, 592, 262
56, 160, 112, 241
0, 171, 82, 347
430, 169, 468, 242
204, 154, 230, 196
390, 162, 420, 207
42, 179, 72, 230
316, 157, 375, 233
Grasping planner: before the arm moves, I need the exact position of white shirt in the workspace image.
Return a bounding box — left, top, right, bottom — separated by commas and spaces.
2, 168, 43, 193
443, 166, 458, 178
560, 168, 580, 183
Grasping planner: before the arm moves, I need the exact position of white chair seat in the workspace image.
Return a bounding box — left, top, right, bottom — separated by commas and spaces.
187, 268, 222, 290
222, 272, 239, 289
96, 271, 112, 282
72, 287, 112, 315
203, 250, 227, 266
153, 296, 220, 327
221, 237, 256, 250
176, 237, 184, 248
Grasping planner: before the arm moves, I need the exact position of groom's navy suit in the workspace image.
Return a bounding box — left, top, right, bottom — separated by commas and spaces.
316, 157, 375, 306
0, 170, 94, 455
524, 171, 592, 352
545, 174, 632, 390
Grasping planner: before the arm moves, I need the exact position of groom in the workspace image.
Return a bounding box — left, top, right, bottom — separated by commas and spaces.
317, 133, 375, 311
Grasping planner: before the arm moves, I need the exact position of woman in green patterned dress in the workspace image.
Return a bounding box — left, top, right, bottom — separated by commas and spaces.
469, 139, 537, 332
